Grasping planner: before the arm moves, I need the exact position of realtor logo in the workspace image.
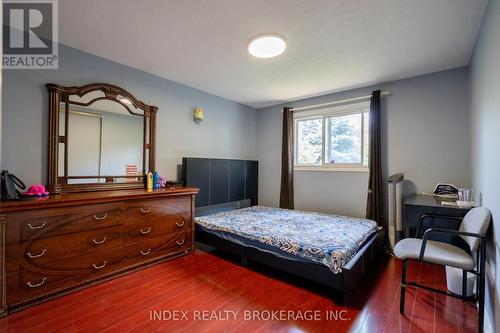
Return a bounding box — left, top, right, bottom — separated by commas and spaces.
3, 0, 58, 69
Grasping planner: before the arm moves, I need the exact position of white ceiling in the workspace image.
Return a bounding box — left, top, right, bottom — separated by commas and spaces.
59, 0, 487, 109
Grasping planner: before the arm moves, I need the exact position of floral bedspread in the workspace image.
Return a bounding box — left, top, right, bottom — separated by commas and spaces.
195, 206, 379, 273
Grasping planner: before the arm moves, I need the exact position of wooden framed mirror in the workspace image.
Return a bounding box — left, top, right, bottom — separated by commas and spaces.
46, 83, 157, 193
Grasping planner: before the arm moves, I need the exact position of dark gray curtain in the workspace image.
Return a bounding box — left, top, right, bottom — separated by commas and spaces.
366, 90, 384, 225
280, 107, 294, 209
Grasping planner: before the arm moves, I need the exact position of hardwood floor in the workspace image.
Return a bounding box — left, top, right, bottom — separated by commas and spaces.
0, 247, 478, 333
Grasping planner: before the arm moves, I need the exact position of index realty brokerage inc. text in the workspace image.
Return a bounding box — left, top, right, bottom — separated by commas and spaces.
150, 310, 350, 321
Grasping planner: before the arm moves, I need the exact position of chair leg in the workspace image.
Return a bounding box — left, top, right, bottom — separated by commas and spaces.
478, 242, 486, 333
400, 260, 408, 314
462, 269, 467, 301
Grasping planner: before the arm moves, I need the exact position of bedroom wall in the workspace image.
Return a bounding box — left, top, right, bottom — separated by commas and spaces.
1, 44, 258, 186
256, 67, 471, 218
470, 0, 500, 331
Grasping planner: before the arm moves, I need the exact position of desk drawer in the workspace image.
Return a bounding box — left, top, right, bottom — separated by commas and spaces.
404, 203, 468, 238
5, 203, 123, 244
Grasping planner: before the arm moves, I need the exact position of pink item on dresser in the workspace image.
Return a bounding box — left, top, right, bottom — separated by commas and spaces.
158, 175, 167, 188
23, 184, 49, 196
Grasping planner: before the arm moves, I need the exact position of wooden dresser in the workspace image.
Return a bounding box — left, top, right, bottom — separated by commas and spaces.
0, 187, 198, 315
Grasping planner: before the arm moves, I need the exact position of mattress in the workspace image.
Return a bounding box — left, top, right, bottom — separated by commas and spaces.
195, 206, 380, 273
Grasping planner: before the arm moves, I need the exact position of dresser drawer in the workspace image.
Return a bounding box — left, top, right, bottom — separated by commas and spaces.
124, 197, 191, 218
6, 247, 124, 306
124, 231, 193, 264
5, 203, 123, 244
6, 225, 123, 273
124, 213, 192, 244
31, 246, 123, 274
6, 268, 86, 306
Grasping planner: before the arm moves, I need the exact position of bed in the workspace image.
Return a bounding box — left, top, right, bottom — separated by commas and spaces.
183, 157, 385, 302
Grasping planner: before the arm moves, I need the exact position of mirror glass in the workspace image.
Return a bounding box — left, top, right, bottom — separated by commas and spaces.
58, 93, 145, 184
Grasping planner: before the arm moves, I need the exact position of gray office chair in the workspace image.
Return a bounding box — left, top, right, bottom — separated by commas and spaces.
394, 207, 491, 333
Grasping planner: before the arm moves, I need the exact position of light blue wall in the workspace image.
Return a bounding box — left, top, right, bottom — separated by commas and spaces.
470, 0, 500, 331
1, 44, 258, 186
257, 68, 471, 218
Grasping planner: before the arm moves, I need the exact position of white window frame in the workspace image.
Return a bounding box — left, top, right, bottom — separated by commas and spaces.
293, 101, 370, 172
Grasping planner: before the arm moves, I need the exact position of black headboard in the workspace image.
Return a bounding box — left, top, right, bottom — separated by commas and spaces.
182, 158, 258, 208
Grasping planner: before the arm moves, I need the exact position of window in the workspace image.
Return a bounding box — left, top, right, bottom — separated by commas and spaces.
294, 102, 370, 172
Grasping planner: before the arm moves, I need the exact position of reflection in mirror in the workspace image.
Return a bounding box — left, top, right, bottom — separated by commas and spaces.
145, 116, 150, 145
58, 96, 144, 185
58, 142, 65, 178
144, 115, 150, 172
58, 102, 66, 178
145, 148, 150, 174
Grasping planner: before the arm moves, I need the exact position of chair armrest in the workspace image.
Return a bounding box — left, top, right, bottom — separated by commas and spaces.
418, 228, 486, 262
415, 214, 463, 238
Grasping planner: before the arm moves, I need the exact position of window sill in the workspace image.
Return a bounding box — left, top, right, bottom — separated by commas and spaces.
294, 166, 369, 173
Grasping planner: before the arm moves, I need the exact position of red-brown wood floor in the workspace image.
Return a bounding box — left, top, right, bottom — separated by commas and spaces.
0, 248, 478, 333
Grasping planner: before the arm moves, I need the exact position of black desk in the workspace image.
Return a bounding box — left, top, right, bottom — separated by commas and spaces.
404, 194, 471, 239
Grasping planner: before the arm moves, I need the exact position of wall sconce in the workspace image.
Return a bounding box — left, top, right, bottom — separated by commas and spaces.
193, 107, 204, 123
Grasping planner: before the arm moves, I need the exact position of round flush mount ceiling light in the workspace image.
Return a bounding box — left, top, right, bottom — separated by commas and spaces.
248, 35, 286, 59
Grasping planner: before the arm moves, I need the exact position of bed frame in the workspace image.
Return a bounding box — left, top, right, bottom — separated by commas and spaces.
183, 157, 385, 302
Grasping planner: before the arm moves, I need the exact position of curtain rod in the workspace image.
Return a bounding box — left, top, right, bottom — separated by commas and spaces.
289, 90, 390, 112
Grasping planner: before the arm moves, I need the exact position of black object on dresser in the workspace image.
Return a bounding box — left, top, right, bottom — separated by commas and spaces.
404, 193, 471, 243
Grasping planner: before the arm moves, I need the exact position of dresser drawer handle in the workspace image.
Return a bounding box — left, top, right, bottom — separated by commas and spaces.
26, 249, 47, 259
27, 278, 47, 288
176, 239, 185, 246
92, 236, 107, 245
139, 208, 151, 214
93, 213, 108, 221
27, 221, 47, 230
176, 220, 185, 227
140, 249, 151, 256
139, 227, 152, 235
92, 261, 107, 270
